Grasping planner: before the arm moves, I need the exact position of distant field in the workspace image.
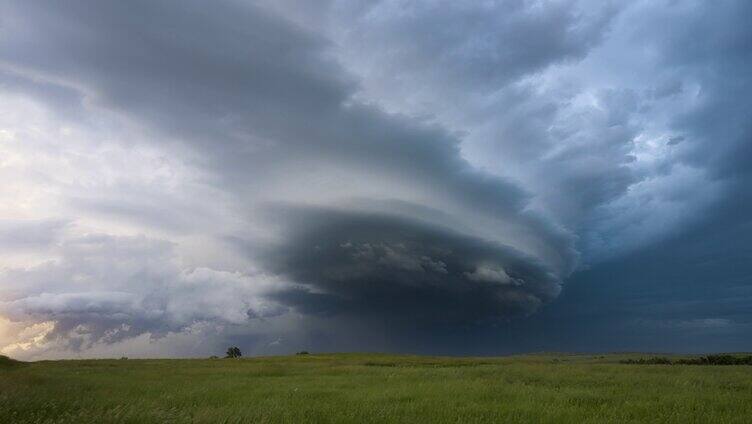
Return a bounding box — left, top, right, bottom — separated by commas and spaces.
1, 353, 751, 423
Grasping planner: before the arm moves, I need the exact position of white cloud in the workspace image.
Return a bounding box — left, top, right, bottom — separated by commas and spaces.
465, 265, 522, 286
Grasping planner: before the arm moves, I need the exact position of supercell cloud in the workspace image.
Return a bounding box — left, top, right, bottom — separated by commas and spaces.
0, 0, 751, 358
262, 206, 562, 322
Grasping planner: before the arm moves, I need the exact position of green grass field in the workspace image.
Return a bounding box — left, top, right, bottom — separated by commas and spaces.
2, 353, 751, 423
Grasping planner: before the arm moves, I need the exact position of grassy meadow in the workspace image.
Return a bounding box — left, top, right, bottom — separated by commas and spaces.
1, 352, 751, 423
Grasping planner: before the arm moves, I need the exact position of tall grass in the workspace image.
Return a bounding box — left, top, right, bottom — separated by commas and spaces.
1, 353, 751, 423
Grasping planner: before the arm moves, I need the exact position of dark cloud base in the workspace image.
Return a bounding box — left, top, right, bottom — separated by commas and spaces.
261, 206, 561, 325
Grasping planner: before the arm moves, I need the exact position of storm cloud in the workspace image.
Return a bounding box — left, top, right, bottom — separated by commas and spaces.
0, 0, 751, 358
260, 206, 561, 323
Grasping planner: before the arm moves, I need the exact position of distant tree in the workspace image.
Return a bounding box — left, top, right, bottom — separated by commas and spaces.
296, 351, 310, 355
226, 346, 242, 358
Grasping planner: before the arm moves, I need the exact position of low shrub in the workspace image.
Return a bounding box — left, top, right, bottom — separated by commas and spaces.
620, 357, 672, 365
0, 355, 23, 368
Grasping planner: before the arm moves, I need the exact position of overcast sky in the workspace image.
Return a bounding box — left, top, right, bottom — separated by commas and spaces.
1, 0, 750, 359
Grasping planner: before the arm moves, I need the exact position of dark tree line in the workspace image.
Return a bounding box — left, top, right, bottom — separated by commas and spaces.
621, 355, 752, 365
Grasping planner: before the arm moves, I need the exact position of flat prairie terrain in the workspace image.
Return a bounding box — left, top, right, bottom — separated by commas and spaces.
1, 353, 751, 423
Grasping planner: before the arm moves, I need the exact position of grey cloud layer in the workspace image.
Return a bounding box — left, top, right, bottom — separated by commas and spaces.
1, 0, 574, 268
320, 0, 747, 260
1, 0, 750, 357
